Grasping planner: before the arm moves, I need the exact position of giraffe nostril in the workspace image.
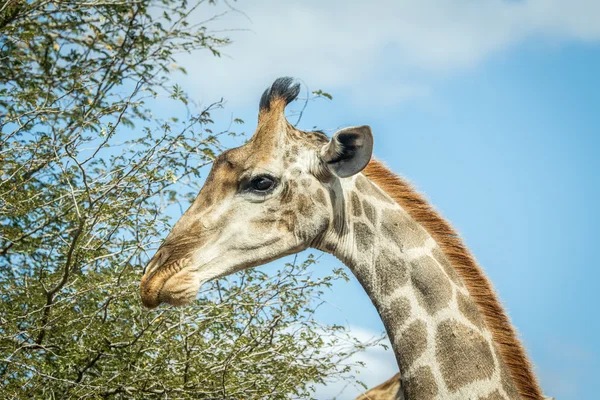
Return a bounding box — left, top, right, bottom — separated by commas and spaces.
143, 248, 169, 276
143, 256, 157, 275
157, 248, 170, 264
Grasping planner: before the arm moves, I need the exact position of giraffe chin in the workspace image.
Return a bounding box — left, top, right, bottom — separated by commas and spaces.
140, 265, 200, 309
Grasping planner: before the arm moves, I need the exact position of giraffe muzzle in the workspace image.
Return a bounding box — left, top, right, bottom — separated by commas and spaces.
140, 254, 198, 308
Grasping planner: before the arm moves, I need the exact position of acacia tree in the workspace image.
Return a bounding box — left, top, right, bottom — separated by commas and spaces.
0, 1, 380, 398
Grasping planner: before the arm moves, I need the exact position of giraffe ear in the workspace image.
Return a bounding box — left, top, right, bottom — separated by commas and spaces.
320, 125, 373, 178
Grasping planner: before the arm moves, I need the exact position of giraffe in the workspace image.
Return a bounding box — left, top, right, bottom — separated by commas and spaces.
140, 77, 546, 400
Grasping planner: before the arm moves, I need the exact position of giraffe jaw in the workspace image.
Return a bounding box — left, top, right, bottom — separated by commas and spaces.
140, 233, 308, 309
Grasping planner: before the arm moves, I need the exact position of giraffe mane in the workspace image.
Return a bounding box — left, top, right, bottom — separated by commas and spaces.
363, 159, 543, 400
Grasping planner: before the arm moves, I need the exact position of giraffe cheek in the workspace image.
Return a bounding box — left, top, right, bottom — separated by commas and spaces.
296, 211, 329, 245
273, 209, 296, 233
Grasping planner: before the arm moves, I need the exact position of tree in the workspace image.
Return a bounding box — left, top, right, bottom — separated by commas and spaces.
0, 1, 380, 398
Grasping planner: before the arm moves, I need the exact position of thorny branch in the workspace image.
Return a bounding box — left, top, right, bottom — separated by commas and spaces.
0, 1, 381, 398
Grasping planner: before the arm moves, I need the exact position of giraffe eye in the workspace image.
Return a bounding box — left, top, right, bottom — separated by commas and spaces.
249, 175, 276, 192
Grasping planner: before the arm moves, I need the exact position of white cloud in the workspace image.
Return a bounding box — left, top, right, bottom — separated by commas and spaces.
177, 0, 600, 108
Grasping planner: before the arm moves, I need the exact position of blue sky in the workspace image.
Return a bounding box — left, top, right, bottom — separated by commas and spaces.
164, 1, 600, 398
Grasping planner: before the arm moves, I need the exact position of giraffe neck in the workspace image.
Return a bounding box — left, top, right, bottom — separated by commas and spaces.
317, 174, 519, 400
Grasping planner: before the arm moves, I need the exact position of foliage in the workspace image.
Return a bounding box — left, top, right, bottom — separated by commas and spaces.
0, 1, 379, 399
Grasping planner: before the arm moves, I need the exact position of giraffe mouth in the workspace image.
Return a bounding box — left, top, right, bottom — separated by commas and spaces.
140, 258, 199, 308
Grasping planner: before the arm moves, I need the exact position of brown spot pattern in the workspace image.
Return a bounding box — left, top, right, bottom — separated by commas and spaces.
436, 319, 496, 392
457, 291, 485, 329
396, 320, 427, 369
403, 366, 438, 400
362, 199, 377, 225
315, 188, 327, 206
351, 192, 362, 217
354, 222, 373, 253
380, 296, 411, 333
376, 252, 408, 295
353, 262, 374, 295
410, 256, 452, 315
380, 209, 408, 246
432, 247, 463, 287
297, 194, 313, 218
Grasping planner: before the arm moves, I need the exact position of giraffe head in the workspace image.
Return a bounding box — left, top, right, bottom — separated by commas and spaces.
140, 77, 373, 308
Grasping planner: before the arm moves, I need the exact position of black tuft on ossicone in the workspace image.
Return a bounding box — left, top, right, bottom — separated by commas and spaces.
259, 77, 301, 111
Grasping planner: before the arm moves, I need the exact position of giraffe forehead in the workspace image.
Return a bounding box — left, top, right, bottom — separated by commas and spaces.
223, 129, 322, 171
250, 118, 328, 161
209, 144, 279, 178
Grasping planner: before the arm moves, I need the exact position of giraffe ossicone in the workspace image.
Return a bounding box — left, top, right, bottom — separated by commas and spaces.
140, 77, 546, 400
